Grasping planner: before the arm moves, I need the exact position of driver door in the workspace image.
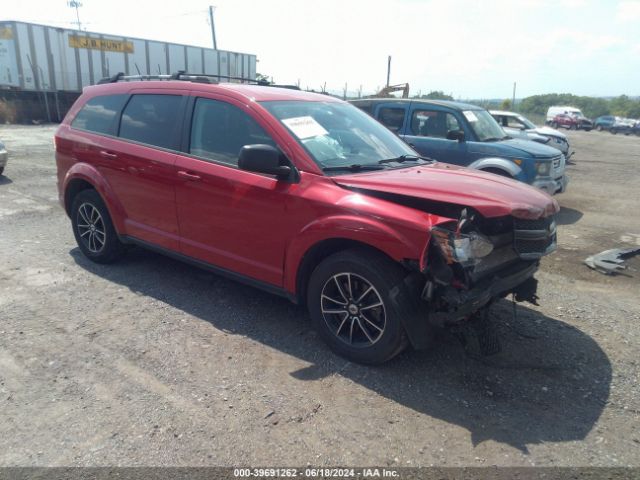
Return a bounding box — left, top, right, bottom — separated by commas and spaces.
402, 107, 468, 165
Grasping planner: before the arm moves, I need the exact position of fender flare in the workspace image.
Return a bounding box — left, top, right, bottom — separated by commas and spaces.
62, 163, 127, 233
467, 157, 522, 177
283, 214, 425, 296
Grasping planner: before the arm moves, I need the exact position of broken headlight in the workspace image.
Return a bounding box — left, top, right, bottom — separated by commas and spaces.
431, 227, 494, 266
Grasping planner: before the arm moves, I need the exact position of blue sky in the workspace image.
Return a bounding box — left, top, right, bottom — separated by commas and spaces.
3, 0, 639, 98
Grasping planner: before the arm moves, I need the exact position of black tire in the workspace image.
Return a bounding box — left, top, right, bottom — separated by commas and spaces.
611, 128, 617, 135
307, 248, 409, 364
482, 167, 511, 178
596, 125, 603, 131
71, 189, 125, 264
570, 124, 577, 130
551, 122, 558, 128
0, 166, 4, 176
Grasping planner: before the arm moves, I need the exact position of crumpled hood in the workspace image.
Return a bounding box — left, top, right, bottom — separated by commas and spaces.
335, 163, 559, 219
530, 126, 567, 140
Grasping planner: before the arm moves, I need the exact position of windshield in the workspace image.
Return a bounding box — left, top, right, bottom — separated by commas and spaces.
464, 109, 507, 142
260, 100, 416, 171
517, 115, 536, 129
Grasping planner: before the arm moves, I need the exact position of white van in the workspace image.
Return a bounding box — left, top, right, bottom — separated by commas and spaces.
546, 106, 584, 123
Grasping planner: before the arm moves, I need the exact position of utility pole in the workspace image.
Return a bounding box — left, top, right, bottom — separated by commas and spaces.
512, 81, 516, 110
67, 1, 83, 31
209, 6, 218, 50
386, 55, 391, 87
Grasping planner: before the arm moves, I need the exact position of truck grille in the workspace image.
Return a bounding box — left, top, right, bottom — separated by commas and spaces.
513, 216, 557, 259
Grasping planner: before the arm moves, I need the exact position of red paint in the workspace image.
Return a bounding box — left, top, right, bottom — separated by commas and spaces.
56, 81, 558, 298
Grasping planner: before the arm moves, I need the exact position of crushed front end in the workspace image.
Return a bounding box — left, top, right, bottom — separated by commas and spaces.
407, 208, 557, 350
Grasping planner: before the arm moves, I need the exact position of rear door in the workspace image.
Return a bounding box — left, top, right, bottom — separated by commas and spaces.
402, 105, 468, 165
108, 91, 187, 250
173, 94, 292, 287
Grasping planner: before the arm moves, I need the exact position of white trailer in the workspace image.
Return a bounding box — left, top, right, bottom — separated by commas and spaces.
0, 20, 257, 92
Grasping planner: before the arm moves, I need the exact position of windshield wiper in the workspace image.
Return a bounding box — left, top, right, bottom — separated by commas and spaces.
378, 154, 434, 165
483, 136, 509, 142
322, 164, 386, 173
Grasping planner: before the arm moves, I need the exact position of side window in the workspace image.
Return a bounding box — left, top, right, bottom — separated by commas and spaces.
119, 94, 183, 149
189, 98, 275, 166
71, 94, 128, 135
506, 116, 525, 129
410, 110, 460, 138
378, 107, 405, 133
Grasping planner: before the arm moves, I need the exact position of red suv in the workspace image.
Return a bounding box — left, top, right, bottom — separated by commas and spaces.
551, 113, 593, 131
55, 73, 558, 364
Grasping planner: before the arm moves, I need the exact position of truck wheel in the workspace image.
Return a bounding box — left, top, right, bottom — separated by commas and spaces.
570, 124, 577, 130
611, 129, 617, 135
596, 125, 603, 131
307, 249, 409, 364
0, 167, 4, 176
482, 168, 511, 178
71, 189, 125, 264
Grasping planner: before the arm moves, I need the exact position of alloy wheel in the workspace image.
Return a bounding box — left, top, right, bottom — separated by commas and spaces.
320, 272, 386, 347
76, 202, 106, 253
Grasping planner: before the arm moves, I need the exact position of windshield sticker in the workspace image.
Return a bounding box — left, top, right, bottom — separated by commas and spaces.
282, 116, 329, 139
463, 110, 478, 122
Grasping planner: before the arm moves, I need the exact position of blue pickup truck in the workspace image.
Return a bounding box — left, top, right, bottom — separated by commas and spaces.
350, 98, 568, 195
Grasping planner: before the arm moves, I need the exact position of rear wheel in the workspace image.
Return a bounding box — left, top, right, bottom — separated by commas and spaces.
71, 189, 125, 264
307, 249, 409, 364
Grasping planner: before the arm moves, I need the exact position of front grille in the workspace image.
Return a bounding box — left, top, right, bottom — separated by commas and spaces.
513, 216, 557, 259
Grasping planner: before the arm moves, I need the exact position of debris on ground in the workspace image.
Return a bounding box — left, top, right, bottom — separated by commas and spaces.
584, 247, 640, 275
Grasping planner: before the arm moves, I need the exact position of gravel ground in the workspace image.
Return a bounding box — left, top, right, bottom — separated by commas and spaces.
0, 125, 638, 467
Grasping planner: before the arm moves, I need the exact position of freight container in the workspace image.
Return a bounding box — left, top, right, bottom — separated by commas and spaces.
0, 20, 257, 122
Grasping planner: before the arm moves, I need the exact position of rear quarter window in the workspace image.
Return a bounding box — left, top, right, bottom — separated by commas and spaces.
71, 94, 128, 135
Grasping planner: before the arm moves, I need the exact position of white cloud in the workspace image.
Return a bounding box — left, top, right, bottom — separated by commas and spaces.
616, 0, 640, 21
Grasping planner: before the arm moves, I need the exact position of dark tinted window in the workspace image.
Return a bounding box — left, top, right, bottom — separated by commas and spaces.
119, 94, 183, 149
190, 98, 275, 166
410, 110, 459, 138
378, 107, 405, 132
71, 94, 128, 135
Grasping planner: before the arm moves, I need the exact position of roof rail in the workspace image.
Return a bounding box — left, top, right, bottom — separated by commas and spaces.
96, 71, 301, 90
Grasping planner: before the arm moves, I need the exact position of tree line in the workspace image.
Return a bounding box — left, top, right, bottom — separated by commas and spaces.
412, 91, 640, 119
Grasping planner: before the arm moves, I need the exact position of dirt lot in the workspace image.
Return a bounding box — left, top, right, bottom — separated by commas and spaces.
0, 125, 639, 467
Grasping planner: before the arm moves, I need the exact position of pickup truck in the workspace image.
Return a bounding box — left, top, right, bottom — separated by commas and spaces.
351, 99, 568, 195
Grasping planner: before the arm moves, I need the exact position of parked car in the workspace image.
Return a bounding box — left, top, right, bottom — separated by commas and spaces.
350, 98, 568, 196
490, 110, 573, 160
610, 118, 637, 135
546, 106, 583, 123
55, 73, 559, 364
551, 113, 593, 131
594, 115, 617, 131
0, 140, 7, 176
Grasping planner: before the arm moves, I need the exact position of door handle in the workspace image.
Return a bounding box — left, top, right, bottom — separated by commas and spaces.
99, 150, 118, 159
177, 170, 201, 181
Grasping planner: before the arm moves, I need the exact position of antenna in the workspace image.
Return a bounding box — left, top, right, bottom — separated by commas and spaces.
67, 1, 83, 31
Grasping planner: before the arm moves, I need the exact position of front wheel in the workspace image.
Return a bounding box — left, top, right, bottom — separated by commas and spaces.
307, 249, 410, 364
71, 189, 125, 264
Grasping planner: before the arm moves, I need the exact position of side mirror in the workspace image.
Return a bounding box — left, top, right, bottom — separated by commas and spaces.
238, 144, 295, 181
446, 130, 465, 142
